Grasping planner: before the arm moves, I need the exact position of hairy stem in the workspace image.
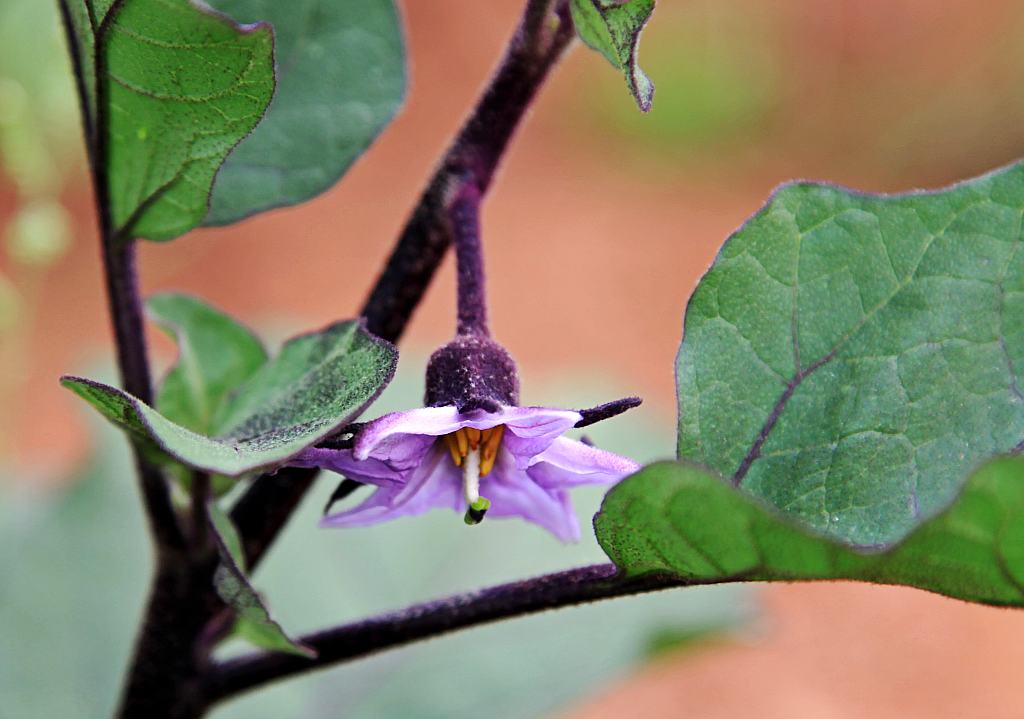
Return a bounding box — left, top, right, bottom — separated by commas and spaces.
451, 186, 488, 336
231, 0, 575, 572
203, 565, 738, 704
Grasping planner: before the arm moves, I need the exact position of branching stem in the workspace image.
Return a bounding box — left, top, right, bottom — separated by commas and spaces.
203, 564, 742, 705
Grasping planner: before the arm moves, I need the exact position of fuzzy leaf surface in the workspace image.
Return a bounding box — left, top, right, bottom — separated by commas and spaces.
597, 459, 1024, 607
677, 161, 1024, 545
62, 320, 397, 476
570, 0, 655, 111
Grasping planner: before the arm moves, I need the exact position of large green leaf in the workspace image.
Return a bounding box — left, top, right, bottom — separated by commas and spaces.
61, 320, 397, 476
570, 0, 655, 112
677, 161, 1024, 546
149, 293, 267, 434
59, 0, 275, 241
597, 458, 1024, 607
203, 0, 405, 225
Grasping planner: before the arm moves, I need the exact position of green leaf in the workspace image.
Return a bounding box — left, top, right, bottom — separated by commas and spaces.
570, 0, 655, 112
148, 293, 267, 434
596, 458, 1024, 607
677, 161, 1024, 545
60, 0, 275, 241
61, 320, 397, 476
202, 0, 405, 225
207, 501, 315, 658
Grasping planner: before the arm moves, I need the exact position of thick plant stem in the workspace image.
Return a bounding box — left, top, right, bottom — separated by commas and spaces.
203, 565, 743, 704
102, 240, 183, 550
117, 552, 223, 719
231, 0, 575, 572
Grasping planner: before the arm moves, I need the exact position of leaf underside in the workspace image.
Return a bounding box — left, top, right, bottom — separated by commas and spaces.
570, 0, 655, 112
596, 458, 1024, 607
202, 0, 406, 225
677, 161, 1024, 546
62, 318, 397, 476
208, 502, 315, 657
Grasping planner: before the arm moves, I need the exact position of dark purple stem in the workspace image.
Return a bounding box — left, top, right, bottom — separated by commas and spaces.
203, 564, 739, 705
231, 0, 576, 572
451, 186, 489, 336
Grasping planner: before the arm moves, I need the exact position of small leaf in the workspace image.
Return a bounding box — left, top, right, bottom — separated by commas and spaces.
60, 0, 276, 241
596, 458, 1024, 607
202, 0, 406, 225
61, 320, 397, 476
570, 0, 655, 112
148, 293, 267, 434
208, 501, 316, 658
678, 160, 1024, 545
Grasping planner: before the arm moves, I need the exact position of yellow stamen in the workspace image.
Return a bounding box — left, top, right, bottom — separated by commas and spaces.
443, 433, 463, 466
442, 425, 506, 478
479, 425, 504, 477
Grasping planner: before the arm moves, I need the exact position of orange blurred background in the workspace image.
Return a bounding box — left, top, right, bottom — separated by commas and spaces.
5, 0, 1024, 716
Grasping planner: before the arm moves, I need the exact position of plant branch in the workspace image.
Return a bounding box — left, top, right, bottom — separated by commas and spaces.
203, 564, 738, 704
230, 0, 575, 571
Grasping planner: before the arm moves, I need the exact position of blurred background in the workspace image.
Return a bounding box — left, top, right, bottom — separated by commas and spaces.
5, 0, 1024, 716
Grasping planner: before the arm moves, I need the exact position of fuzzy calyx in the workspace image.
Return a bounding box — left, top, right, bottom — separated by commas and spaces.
425, 335, 520, 413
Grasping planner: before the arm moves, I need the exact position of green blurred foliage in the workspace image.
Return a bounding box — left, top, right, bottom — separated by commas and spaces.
0, 0, 82, 196
5, 199, 72, 267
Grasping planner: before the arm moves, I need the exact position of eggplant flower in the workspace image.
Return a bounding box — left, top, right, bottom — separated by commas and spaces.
294, 401, 640, 542
295, 188, 641, 540
293, 336, 641, 542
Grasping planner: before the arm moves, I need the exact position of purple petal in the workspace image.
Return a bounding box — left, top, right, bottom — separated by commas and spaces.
527, 437, 640, 489
290, 447, 409, 486
352, 407, 465, 459
494, 407, 582, 468
481, 452, 581, 542
353, 405, 580, 465
320, 446, 461, 528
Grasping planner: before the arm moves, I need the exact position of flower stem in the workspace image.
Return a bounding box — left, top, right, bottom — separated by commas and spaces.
451, 186, 489, 336
202, 564, 745, 704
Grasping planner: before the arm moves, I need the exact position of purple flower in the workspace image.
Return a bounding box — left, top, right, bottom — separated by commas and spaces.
293, 403, 640, 542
